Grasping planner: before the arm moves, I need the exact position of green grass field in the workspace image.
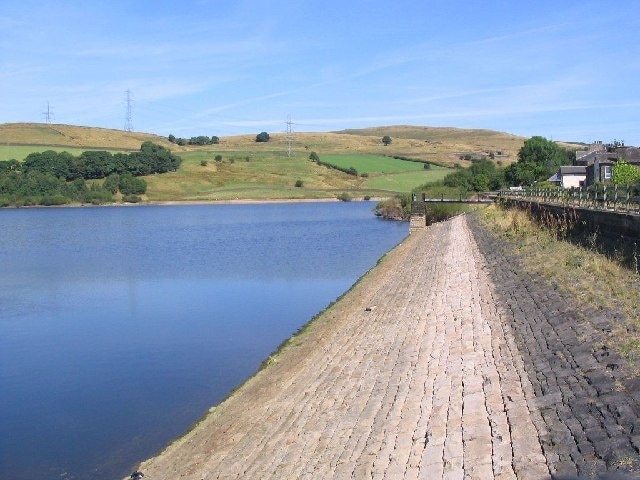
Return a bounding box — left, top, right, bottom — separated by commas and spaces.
320, 154, 429, 174
365, 170, 450, 192
0, 145, 127, 161
143, 150, 369, 201
1, 146, 454, 199
313, 154, 452, 193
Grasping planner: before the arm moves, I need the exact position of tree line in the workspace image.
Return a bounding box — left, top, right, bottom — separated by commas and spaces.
0, 141, 180, 207
440, 136, 576, 192
168, 134, 219, 146
308, 151, 361, 177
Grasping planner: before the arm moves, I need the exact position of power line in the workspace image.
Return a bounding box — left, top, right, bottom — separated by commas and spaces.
124, 89, 133, 132
284, 115, 295, 157
42, 102, 54, 124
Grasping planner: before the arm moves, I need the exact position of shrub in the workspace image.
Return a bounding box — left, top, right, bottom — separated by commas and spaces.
215, 155, 223, 162
40, 194, 69, 206
200, 160, 208, 167
256, 131, 270, 142
102, 174, 120, 194
295, 179, 303, 187
119, 174, 147, 195
337, 192, 352, 202
122, 194, 141, 203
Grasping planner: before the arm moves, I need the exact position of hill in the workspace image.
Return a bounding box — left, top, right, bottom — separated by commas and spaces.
0, 123, 526, 168
0, 123, 175, 151
334, 125, 525, 165
0, 122, 531, 203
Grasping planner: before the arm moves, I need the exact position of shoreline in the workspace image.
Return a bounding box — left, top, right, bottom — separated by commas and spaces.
1, 196, 389, 210
129, 224, 415, 478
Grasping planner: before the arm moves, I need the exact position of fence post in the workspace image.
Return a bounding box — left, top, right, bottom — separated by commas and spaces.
626, 186, 631, 213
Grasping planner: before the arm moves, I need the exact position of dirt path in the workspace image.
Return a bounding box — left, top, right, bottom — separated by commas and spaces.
134, 215, 640, 479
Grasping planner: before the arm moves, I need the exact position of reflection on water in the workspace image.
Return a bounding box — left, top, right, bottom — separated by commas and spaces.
0, 202, 406, 480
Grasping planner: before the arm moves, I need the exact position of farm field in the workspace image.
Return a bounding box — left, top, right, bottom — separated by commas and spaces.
318, 154, 428, 174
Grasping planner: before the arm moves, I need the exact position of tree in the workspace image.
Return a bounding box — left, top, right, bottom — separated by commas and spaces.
505, 136, 573, 186
255, 131, 270, 143
382, 135, 392, 146
210, 136, 219, 144
102, 173, 120, 194
0, 159, 21, 174
23, 150, 71, 179
118, 173, 147, 195
443, 158, 506, 192
612, 160, 640, 185
309, 151, 320, 162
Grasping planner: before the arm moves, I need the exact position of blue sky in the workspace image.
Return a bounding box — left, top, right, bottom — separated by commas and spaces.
1, 0, 639, 144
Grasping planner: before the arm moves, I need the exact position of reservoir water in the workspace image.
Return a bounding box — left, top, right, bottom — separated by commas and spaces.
0, 202, 407, 480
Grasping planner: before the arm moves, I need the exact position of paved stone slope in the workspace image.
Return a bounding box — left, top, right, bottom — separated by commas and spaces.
136, 215, 640, 479
468, 216, 640, 479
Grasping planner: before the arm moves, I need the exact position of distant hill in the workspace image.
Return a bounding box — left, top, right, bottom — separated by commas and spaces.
0, 123, 174, 151
0, 122, 530, 168
0, 122, 575, 203
334, 125, 526, 165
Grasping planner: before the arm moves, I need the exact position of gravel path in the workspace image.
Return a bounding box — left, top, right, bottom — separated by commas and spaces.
135, 215, 640, 479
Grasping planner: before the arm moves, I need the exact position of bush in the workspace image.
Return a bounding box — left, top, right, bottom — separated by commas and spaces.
102, 174, 120, 194
200, 160, 208, 166
255, 131, 270, 142
374, 194, 411, 220
122, 194, 141, 203
295, 179, 303, 187
119, 174, 147, 195
40, 194, 69, 206
215, 155, 223, 162
337, 192, 352, 202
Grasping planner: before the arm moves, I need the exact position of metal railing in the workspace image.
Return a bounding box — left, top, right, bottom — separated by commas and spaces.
499, 185, 640, 214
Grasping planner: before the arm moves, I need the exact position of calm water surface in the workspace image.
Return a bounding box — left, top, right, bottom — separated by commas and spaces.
0, 202, 407, 480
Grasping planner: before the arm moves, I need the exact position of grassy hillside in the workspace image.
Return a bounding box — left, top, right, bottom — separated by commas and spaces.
0, 122, 530, 202
335, 125, 525, 166
0, 123, 174, 151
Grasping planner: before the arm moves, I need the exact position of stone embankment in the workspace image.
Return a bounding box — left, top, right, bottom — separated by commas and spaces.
135, 215, 640, 479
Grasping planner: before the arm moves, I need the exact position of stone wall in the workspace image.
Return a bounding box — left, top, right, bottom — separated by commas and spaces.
501, 198, 640, 267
